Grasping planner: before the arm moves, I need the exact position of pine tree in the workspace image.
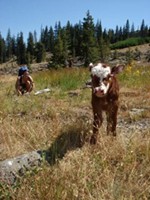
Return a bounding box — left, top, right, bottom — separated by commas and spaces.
130, 23, 135, 37
0, 34, 6, 63
33, 30, 37, 44
140, 19, 148, 37
115, 25, 119, 42
119, 27, 123, 41
125, 19, 130, 38
16, 32, 26, 64
40, 26, 49, 51
48, 21, 70, 68
27, 32, 35, 63
6, 29, 12, 61
11, 36, 16, 56
96, 21, 110, 62
35, 42, 46, 63
108, 29, 115, 44
54, 21, 62, 39
50, 32, 67, 68
101, 29, 110, 62
123, 19, 130, 39
96, 20, 103, 43
48, 26, 55, 53
73, 22, 83, 57
66, 21, 73, 57
82, 10, 99, 66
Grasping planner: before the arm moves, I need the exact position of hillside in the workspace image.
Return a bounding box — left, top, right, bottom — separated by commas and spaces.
0, 43, 150, 76
116, 43, 150, 54
110, 43, 150, 65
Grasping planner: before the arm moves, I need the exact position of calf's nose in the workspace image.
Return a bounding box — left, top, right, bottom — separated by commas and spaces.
100, 89, 104, 94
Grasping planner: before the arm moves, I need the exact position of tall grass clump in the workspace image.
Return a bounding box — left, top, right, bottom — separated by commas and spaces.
119, 62, 150, 89
34, 68, 89, 92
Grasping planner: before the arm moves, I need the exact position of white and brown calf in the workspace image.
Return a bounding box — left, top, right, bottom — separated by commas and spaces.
90, 63, 124, 144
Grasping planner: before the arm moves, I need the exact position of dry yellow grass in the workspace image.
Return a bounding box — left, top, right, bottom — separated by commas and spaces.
0, 66, 150, 199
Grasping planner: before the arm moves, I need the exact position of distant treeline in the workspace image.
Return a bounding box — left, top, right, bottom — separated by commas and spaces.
0, 11, 150, 67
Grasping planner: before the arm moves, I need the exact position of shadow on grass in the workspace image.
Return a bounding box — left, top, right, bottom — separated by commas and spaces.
38, 127, 88, 165
0, 119, 90, 186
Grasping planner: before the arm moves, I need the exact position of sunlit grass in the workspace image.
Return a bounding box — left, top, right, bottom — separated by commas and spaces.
119, 62, 150, 88
34, 68, 88, 91
1, 130, 150, 200
0, 65, 150, 199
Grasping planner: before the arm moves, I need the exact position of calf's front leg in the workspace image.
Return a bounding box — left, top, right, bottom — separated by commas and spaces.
90, 112, 103, 144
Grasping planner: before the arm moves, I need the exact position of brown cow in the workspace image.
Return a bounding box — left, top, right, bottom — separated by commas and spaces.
90, 63, 124, 144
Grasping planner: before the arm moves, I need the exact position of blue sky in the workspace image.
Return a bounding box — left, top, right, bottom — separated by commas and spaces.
0, 0, 150, 42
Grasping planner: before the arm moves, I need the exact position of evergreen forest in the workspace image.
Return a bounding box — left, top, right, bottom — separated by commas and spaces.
0, 11, 150, 67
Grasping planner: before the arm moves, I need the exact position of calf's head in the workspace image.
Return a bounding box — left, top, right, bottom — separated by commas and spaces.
91, 63, 124, 98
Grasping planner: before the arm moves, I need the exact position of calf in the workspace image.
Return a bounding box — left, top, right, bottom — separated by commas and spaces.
90, 63, 124, 144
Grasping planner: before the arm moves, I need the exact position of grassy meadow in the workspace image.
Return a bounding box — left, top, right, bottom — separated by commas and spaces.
0, 64, 150, 199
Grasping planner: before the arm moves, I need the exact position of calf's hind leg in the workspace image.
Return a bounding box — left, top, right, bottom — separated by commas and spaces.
106, 105, 118, 136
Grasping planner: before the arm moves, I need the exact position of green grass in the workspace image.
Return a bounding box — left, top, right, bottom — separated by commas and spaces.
34, 68, 88, 90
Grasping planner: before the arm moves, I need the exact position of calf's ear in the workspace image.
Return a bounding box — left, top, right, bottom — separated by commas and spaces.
111, 64, 125, 75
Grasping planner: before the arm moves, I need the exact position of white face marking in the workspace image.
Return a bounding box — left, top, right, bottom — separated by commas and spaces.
91, 63, 111, 81
94, 83, 110, 97
91, 63, 111, 97
100, 82, 110, 94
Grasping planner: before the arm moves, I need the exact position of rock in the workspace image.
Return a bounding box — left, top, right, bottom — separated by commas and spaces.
0, 150, 43, 185
34, 88, 51, 95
